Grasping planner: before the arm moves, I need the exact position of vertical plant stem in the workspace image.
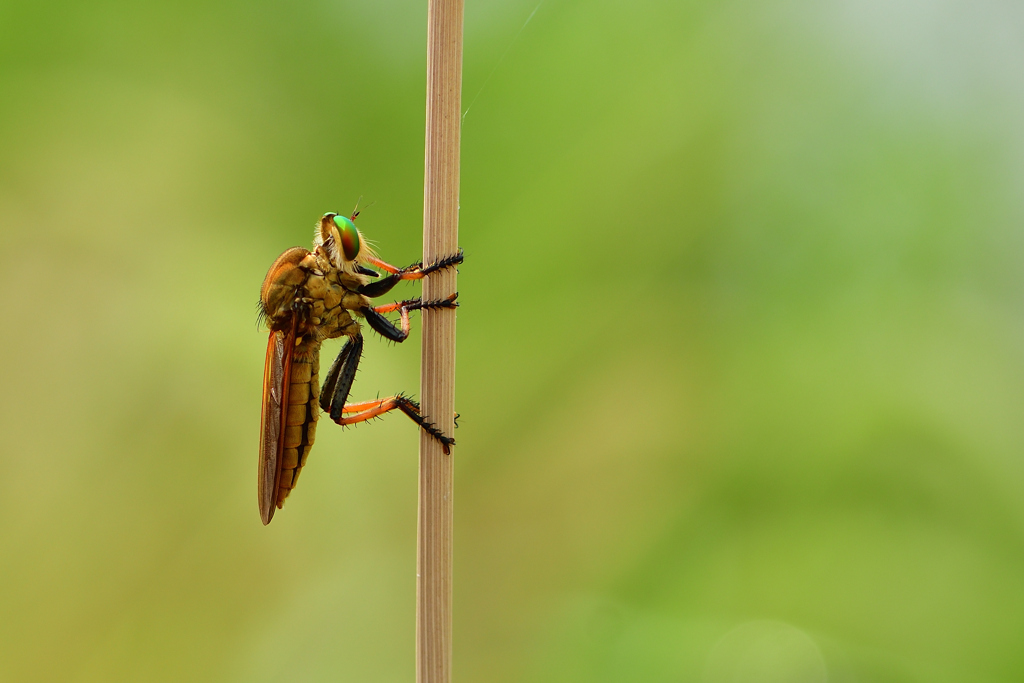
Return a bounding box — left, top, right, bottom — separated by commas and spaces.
417, 0, 462, 681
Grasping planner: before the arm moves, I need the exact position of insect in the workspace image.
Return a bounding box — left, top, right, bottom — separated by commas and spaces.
258, 210, 463, 525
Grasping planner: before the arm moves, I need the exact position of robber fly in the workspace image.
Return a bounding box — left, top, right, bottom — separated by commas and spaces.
258, 210, 462, 525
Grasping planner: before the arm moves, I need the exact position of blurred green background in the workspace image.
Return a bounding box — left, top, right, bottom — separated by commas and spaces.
2, 0, 1023, 680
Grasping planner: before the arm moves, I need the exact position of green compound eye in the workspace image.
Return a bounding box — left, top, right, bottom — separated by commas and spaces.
333, 214, 361, 261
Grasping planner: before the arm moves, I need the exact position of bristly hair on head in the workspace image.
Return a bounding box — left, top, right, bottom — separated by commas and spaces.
312, 212, 378, 271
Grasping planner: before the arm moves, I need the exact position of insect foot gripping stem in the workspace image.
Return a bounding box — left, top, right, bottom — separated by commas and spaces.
358, 249, 464, 298
408, 293, 459, 311
394, 396, 455, 455
364, 293, 459, 343
418, 249, 464, 277
328, 394, 456, 454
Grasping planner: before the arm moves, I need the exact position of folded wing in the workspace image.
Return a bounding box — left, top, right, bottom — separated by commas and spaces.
258, 318, 297, 525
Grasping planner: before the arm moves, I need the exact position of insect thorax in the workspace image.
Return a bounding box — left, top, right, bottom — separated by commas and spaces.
261, 246, 369, 341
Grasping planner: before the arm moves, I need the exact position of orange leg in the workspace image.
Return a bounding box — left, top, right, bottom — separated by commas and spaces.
334, 396, 407, 422
364, 256, 403, 275
332, 394, 454, 454
359, 250, 464, 298
339, 398, 402, 413
364, 293, 458, 343
319, 335, 455, 452
341, 398, 458, 427
372, 299, 413, 339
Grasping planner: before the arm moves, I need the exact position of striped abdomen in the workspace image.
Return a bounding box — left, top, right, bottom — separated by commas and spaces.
276, 339, 321, 508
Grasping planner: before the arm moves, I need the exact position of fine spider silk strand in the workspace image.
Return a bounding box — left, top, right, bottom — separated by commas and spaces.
461, 0, 544, 126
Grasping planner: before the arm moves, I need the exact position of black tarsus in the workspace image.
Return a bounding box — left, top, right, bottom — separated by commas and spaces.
418, 249, 464, 277
394, 395, 455, 455
412, 295, 460, 311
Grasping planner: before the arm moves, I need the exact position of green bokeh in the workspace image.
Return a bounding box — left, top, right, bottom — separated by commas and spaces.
2, 0, 1023, 680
